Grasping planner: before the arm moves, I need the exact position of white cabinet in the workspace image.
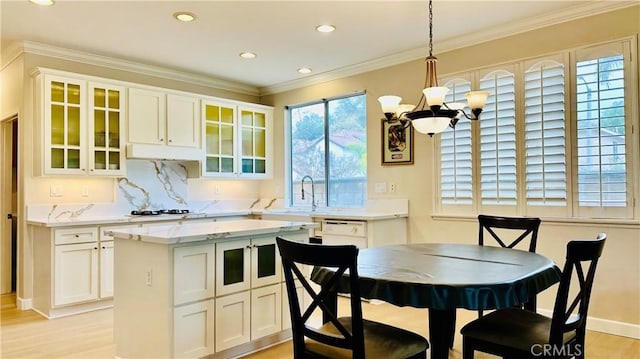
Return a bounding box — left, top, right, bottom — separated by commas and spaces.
202, 99, 272, 178
54, 241, 99, 306
215, 236, 281, 296
34, 69, 126, 176
128, 88, 201, 148
251, 283, 282, 340
174, 299, 215, 358
173, 244, 215, 305
215, 291, 251, 352
99, 240, 114, 298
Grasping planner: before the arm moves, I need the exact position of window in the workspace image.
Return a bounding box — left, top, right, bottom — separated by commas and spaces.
437, 39, 637, 220
287, 93, 367, 208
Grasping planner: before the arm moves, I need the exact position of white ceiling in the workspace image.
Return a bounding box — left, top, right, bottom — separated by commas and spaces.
1, 1, 635, 95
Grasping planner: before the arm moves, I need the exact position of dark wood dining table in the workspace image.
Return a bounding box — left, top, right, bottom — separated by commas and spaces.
310, 243, 562, 359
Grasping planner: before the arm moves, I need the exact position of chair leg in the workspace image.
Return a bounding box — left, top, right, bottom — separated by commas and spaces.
524, 295, 537, 312
462, 338, 475, 359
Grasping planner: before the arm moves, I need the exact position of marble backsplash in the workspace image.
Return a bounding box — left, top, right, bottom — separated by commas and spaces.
28, 160, 270, 221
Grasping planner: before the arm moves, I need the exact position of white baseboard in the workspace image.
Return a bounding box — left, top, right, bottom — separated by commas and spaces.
17, 297, 32, 310
539, 309, 640, 339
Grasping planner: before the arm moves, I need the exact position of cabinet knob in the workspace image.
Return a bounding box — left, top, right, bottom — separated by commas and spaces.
246, 245, 252, 250
94, 247, 98, 250
168, 139, 172, 143
74, 234, 80, 238
102, 246, 106, 249
159, 138, 164, 142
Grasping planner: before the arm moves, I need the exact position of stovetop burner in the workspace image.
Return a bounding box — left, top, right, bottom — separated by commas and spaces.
130, 209, 190, 216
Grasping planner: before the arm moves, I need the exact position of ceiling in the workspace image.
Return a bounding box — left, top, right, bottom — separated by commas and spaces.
1, 1, 635, 95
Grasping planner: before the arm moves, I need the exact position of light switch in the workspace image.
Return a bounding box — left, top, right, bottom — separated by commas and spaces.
50, 184, 63, 197
374, 182, 387, 193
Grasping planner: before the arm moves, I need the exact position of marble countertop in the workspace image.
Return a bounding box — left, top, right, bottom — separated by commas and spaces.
26, 210, 251, 227
106, 219, 318, 244
257, 209, 407, 221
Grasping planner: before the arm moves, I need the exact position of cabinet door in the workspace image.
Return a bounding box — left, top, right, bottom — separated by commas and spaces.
128, 87, 165, 145
251, 236, 281, 288
174, 244, 215, 305
215, 240, 250, 296
174, 299, 215, 358
54, 242, 99, 306
99, 241, 114, 298
43, 74, 87, 175
167, 94, 201, 148
238, 106, 271, 178
215, 291, 250, 351
203, 100, 236, 176
88, 82, 126, 175
251, 283, 282, 339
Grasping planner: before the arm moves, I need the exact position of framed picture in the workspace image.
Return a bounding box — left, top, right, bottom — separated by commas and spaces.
381, 118, 414, 165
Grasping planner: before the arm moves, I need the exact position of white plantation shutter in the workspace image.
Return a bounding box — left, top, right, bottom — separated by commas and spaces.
440, 78, 472, 205
524, 60, 567, 206
575, 43, 628, 212
479, 70, 516, 206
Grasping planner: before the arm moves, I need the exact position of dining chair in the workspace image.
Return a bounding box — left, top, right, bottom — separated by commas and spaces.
478, 214, 542, 314
460, 233, 607, 359
276, 236, 429, 359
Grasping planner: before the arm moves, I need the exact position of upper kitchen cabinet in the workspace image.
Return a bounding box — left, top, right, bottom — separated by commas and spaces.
88, 82, 125, 175
202, 99, 272, 179
33, 68, 125, 176
128, 87, 201, 152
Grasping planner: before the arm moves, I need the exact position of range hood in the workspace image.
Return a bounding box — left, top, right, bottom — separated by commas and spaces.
126, 144, 202, 178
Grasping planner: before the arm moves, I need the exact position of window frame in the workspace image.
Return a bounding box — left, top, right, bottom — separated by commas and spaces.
284, 92, 368, 209
434, 37, 639, 222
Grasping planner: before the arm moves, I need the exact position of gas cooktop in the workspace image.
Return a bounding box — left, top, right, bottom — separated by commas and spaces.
130, 209, 190, 216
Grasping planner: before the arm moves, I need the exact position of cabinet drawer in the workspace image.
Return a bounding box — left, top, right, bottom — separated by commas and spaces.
55, 227, 98, 245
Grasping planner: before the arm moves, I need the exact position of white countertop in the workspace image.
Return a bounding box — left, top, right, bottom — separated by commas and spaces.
106, 219, 318, 244
26, 210, 251, 227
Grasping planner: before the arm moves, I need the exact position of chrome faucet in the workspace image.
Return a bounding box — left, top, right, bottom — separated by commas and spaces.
301, 175, 317, 211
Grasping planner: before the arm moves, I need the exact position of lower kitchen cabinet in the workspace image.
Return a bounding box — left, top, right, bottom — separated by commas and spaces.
251, 283, 282, 340
32, 225, 114, 318
174, 299, 215, 358
215, 291, 251, 352
54, 241, 99, 305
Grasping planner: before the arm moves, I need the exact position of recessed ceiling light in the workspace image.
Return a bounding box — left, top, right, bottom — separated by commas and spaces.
316, 24, 336, 33
239, 52, 257, 59
174, 12, 196, 22
30, 0, 54, 5
297, 67, 312, 74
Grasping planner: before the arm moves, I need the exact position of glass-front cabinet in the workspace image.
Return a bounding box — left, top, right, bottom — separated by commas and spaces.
202, 99, 272, 178
36, 69, 126, 176
240, 106, 268, 177
203, 100, 236, 176
43, 74, 87, 175
88, 83, 125, 175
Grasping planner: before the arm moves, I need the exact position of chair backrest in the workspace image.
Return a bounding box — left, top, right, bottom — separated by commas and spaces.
478, 214, 541, 252
276, 236, 366, 358
549, 233, 606, 347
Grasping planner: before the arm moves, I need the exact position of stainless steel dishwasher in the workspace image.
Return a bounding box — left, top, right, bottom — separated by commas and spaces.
321, 220, 367, 248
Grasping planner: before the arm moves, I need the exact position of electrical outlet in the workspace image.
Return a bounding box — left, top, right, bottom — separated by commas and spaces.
146, 268, 152, 286
374, 182, 387, 193
390, 183, 396, 193
81, 185, 89, 197
215, 185, 221, 194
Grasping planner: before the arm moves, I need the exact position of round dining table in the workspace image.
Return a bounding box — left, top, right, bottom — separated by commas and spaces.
310, 243, 562, 359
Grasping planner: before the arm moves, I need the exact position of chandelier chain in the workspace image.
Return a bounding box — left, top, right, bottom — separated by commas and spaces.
428, 0, 433, 56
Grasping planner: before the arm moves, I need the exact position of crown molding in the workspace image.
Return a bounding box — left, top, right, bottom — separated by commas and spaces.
260, 1, 638, 95
8, 41, 260, 96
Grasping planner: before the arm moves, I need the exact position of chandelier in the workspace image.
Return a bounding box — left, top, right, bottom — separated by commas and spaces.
378, 0, 490, 136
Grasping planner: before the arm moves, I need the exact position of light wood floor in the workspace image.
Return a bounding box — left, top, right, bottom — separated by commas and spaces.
1, 293, 638, 358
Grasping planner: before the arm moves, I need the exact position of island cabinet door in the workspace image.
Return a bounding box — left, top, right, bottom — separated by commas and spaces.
173, 299, 215, 358
250, 236, 282, 288
174, 244, 215, 305
251, 283, 282, 339
215, 239, 251, 297
215, 291, 250, 352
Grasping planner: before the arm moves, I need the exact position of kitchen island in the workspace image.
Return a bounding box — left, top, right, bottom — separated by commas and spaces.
108, 219, 317, 359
